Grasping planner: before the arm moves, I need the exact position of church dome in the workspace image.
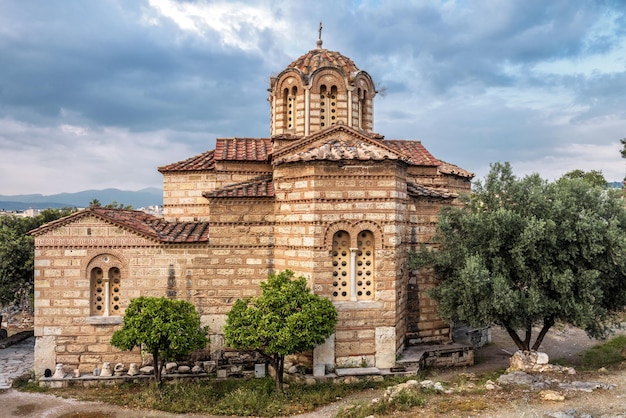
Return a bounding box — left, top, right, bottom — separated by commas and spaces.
287, 48, 360, 77
268, 32, 376, 138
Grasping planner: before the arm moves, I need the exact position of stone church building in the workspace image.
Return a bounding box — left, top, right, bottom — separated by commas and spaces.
30, 37, 473, 376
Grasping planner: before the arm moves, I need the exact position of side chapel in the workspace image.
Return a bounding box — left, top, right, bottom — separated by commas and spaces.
30, 34, 473, 376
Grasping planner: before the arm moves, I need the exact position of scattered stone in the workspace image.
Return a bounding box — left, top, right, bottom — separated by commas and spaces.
177, 365, 191, 374
497, 371, 535, 386
113, 363, 125, 376
52, 364, 65, 379
127, 363, 139, 376
191, 365, 203, 374
484, 380, 500, 390
558, 381, 616, 392
165, 362, 177, 373
100, 362, 113, 377
545, 410, 577, 418
203, 361, 216, 373
540, 389, 565, 401
139, 366, 154, 375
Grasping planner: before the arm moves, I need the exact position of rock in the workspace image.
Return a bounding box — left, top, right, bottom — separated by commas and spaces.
191, 365, 203, 374
178, 365, 191, 374
113, 363, 125, 376
165, 362, 178, 373
52, 364, 65, 379
509, 350, 550, 371
484, 380, 500, 390
139, 366, 154, 375
497, 371, 535, 386
305, 377, 316, 385
127, 363, 139, 376
203, 361, 216, 373
558, 381, 616, 392
540, 390, 565, 401
100, 362, 113, 377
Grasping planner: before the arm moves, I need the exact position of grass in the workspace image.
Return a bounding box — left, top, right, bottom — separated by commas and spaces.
579, 335, 626, 370
18, 375, 406, 417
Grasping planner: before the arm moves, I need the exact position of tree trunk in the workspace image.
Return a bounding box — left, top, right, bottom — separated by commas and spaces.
152, 352, 161, 383
531, 316, 555, 351
503, 324, 530, 351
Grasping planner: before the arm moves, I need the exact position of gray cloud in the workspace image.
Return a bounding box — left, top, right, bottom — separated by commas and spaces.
0, 0, 625, 195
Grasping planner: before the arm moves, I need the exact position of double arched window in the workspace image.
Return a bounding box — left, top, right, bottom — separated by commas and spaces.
332, 230, 375, 301
88, 254, 123, 317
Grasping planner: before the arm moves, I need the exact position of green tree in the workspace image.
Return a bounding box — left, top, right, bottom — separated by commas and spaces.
411, 162, 626, 352
562, 169, 608, 188
224, 270, 338, 391
110, 297, 209, 384
89, 199, 101, 207
0, 208, 75, 307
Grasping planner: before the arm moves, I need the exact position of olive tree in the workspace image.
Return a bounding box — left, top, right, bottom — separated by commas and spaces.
224, 270, 338, 391
110, 297, 208, 383
411, 162, 626, 352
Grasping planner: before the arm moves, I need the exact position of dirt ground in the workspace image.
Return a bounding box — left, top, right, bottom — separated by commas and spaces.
1, 325, 625, 418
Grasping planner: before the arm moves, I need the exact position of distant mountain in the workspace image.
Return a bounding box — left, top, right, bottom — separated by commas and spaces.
0, 187, 162, 211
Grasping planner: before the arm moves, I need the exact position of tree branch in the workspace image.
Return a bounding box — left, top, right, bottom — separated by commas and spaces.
531, 316, 555, 351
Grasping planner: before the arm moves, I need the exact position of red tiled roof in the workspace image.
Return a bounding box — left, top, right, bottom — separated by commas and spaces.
204, 175, 274, 198
214, 138, 271, 162
384, 140, 440, 167
288, 49, 359, 76
407, 182, 456, 199
30, 207, 209, 243
437, 160, 474, 178
158, 150, 215, 173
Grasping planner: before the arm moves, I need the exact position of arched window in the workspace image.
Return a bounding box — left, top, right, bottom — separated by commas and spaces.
356, 230, 374, 299
89, 257, 123, 317
332, 231, 350, 301
358, 88, 367, 130
320, 85, 338, 128
331, 230, 375, 301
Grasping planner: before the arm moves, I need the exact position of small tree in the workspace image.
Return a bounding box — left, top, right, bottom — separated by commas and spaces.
411, 162, 626, 352
224, 270, 338, 391
110, 297, 208, 384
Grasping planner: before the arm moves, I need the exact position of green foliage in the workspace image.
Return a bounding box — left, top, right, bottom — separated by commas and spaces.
562, 169, 608, 188
224, 270, 338, 391
110, 297, 208, 383
580, 335, 626, 370
89, 199, 132, 209
0, 208, 75, 307
411, 162, 626, 351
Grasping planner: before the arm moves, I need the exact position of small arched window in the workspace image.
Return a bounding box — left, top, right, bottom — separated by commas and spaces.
332, 231, 350, 301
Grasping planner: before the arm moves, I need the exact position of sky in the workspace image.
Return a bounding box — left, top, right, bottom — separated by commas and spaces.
1, 0, 625, 195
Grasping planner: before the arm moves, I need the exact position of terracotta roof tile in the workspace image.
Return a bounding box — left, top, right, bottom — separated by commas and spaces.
407, 182, 456, 199
30, 207, 209, 243
204, 175, 274, 198
384, 140, 440, 166
288, 49, 359, 76
437, 160, 475, 178
158, 150, 215, 173
214, 138, 271, 162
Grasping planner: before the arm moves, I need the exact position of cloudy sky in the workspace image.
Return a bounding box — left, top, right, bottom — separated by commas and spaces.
1, 0, 625, 195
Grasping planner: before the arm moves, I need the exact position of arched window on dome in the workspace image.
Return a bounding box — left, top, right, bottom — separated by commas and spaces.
320, 84, 338, 128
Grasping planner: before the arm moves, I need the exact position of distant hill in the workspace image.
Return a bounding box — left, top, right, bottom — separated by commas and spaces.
0, 187, 162, 211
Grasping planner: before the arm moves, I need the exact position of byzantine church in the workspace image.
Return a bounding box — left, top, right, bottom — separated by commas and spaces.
31, 33, 473, 376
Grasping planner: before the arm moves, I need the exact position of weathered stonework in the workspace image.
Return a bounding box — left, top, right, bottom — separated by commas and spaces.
31, 39, 472, 377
